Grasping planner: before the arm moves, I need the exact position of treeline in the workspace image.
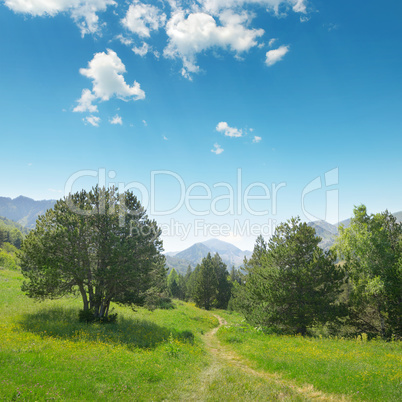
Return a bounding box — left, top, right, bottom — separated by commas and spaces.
179, 205, 401, 340
232, 206, 402, 339
167, 253, 241, 310
8, 188, 402, 338
0, 216, 26, 270
0, 216, 27, 249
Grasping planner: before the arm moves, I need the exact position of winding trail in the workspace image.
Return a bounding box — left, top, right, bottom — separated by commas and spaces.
182, 315, 349, 401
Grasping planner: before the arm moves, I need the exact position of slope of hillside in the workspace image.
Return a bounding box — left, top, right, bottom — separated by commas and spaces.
0, 216, 29, 235
307, 221, 339, 251
0, 196, 56, 228
174, 242, 212, 266
165, 239, 252, 273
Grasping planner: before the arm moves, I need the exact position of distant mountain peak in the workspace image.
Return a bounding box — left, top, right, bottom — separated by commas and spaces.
0, 196, 56, 228
165, 237, 252, 274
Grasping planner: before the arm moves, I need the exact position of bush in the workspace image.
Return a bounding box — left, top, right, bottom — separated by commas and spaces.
177, 330, 195, 344
0, 251, 19, 270
145, 294, 175, 310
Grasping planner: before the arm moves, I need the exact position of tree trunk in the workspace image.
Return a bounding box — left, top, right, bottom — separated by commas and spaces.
78, 283, 89, 311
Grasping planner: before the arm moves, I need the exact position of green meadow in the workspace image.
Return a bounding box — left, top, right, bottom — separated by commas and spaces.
1, 267, 401, 401
217, 310, 402, 401
0, 268, 217, 401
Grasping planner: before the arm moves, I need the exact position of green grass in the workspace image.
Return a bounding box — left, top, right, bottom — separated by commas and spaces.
217, 310, 402, 401
2, 268, 401, 401
0, 268, 218, 401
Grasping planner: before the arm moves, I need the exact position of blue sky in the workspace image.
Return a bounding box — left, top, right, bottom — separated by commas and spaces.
0, 0, 401, 251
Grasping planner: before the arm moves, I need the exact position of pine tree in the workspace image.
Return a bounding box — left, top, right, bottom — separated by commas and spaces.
193, 253, 218, 310
238, 218, 345, 334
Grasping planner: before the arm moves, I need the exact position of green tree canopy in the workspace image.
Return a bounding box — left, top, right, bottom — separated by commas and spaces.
192, 252, 232, 310
336, 205, 402, 338
237, 220, 345, 335
213, 254, 232, 309
193, 253, 218, 310
20, 186, 166, 320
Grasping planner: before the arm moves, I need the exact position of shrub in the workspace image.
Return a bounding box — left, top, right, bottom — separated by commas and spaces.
178, 330, 195, 344
0, 251, 19, 270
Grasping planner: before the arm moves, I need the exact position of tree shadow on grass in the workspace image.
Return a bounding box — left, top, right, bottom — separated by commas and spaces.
19, 306, 186, 349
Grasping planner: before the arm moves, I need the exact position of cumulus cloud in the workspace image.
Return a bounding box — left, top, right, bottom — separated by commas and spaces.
292, 0, 306, 13
132, 42, 149, 56
164, 10, 264, 78
83, 115, 101, 126
79, 49, 145, 101
4, 0, 116, 36
201, 0, 307, 15
265, 45, 289, 66
73, 88, 98, 113
109, 114, 122, 125
253, 135, 262, 143
211, 143, 224, 154
121, 2, 166, 38
268, 38, 277, 47
216, 121, 243, 137
74, 49, 145, 114
115, 34, 133, 46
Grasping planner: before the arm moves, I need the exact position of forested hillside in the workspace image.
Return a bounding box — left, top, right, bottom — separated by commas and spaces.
0, 196, 56, 228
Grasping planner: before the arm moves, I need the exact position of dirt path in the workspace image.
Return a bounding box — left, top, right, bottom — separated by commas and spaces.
182, 315, 349, 401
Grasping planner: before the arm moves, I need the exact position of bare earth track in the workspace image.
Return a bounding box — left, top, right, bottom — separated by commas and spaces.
179, 315, 349, 401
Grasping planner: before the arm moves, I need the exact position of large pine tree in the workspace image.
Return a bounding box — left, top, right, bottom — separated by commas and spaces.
237, 219, 345, 335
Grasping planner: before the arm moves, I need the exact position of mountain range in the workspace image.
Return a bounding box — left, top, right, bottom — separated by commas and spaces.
1, 195, 401, 274
167, 213, 402, 273
0, 196, 56, 228
308, 211, 402, 251
165, 238, 252, 275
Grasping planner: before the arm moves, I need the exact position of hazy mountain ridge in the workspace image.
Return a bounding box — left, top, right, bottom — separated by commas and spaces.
1, 194, 400, 269
0, 196, 56, 228
165, 239, 252, 274
0, 216, 29, 235
308, 212, 402, 251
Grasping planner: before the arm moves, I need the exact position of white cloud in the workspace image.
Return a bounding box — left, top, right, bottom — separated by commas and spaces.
48, 188, 63, 193
211, 143, 224, 154
4, 0, 116, 36
132, 42, 149, 56
109, 114, 122, 125
163, 135, 168, 140
164, 10, 264, 78
325, 23, 339, 32
115, 34, 133, 46
73, 88, 98, 113
83, 115, 101, 126
121, 2, 166, 38
252, 135, 262, 143
268, 38, 277, 47
292, 0, 306, 13
216, 121, 243, 138
74, 49, 145, 112
201, 0, 307, 15
265, 45, 289, 66
142, 119, 147, 126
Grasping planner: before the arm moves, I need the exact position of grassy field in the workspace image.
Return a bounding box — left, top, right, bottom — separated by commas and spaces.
2, 268, 401, 401
217, 310, 402, 401
0, 268, 218, 401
